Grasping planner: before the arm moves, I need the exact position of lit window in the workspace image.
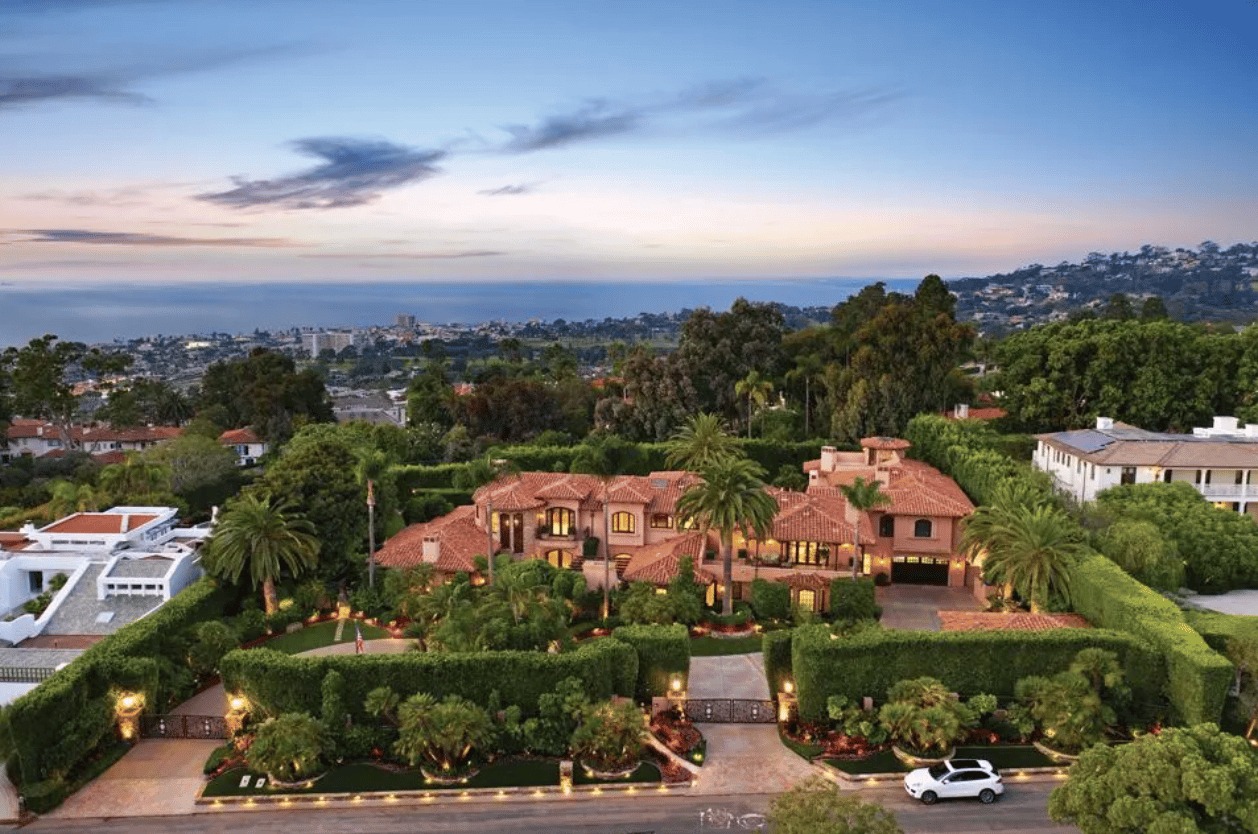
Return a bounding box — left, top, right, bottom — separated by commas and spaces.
650, 514, 672, 529
611, 512, 636, 534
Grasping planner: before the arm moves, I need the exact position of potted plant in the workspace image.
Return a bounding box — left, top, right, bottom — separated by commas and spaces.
878, 677, 978, 765
246, 712, 327, 787
394, 693, 493, 782
571, 700, 647, 778
1018, 648, 1127, 760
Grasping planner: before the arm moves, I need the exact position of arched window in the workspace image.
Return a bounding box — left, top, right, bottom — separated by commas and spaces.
546, 507, 574, 536
611, 511, 636, 534
879, 515, 895, 538
913, 519, 933, 538
545, 549, 572, 569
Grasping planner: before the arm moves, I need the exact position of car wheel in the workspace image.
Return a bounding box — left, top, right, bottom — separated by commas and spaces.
920, 790, 937, 805
979, 789, 996, 804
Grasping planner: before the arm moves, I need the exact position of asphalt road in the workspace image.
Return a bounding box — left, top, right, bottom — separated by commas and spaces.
23, 784, 1078, 834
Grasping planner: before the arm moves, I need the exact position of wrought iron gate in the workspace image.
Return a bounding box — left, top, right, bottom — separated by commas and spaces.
683, 699, 777, 723
139, 714, 229, 739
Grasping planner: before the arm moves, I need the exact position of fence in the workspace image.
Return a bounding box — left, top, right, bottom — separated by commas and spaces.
683, 699, 777, 724
139, 714, 229, 740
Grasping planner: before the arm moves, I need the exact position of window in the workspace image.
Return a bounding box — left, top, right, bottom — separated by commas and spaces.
1164, 469, 1172, 483
879, 516, 895, 538
798, 589, 816, 611
611, 511, 636, 534
28, 572, 43, 593
785, 541, 823, 565
650, 513, 672, 529
545, 507, 574, 536
1121, 467, 1136, 485
1237, 471, 1245, 485
913, 519, 933, 538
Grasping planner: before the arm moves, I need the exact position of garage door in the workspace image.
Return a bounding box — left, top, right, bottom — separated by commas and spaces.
891, 556, 950, 585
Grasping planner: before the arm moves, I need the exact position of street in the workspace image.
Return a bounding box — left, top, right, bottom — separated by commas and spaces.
24, 784, 1078, 834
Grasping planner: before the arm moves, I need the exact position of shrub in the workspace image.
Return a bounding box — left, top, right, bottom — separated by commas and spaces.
762, 629, 794, 697
187, 621, 239, 679
570, 700, 647, 771
583, 537, 600, 559
829, 578, 880, 622
751, 579, 791, 621
612, 624, 689, 701
873, 572, 890, 587
247, 713, 325, 782
394, 694, 493, 773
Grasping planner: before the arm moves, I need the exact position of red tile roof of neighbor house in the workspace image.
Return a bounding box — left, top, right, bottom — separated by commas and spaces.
43, 513, 158, 535
218, 427, 263, 444
938, 612, 1091, 632
6, 420, 183, 443
375, 504, 483, 573
945, 407, 1007, 421
861, 436, 911, 451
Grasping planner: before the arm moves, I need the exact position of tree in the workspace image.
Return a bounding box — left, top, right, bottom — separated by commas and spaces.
735, 370, 773, 439
197, 349, 333, 442
394, 693, 493, 774
246, 713, 325, 783
570, 700, 646, 771
768, 775, 904, 834
353, 447, 393, 588
1104, 292, 1134, 320
47, 480, 102, 517
98, 455, 169, 503
571, 435, 642, 618
142, 433, 238, 497
1226, 635, 1258, 741
664, 412, 742, 471
1048, 723, 1258, 834
676, 457, 778, 615
1093, 518, 1183, 590
202, 492, 319, 613
972, 504, 1083, 612
1140, 296, 1169, 321
838, 476, 890, 579
786, 350, 825, 439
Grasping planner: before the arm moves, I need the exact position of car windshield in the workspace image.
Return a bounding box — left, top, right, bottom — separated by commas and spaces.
927, 764, 949, 779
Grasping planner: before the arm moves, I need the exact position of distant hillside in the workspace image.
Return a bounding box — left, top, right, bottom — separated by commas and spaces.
949, 242, 1258, 334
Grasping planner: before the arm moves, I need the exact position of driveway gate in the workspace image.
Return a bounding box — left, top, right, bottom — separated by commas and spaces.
683, 699, 777, 723
139, 714, 229, 739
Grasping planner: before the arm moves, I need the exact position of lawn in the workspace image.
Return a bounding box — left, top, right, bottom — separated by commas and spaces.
824, 744, 1057, 776
690, 634, 763, 656
203, 758, 660, 797
261, 620, 393, 655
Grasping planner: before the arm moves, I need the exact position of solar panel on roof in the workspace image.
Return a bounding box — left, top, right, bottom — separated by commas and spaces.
1055, 430, 1113, 453
650, 479, 667, 488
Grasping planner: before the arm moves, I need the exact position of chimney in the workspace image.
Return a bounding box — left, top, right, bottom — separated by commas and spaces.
820, 446, 838, 472
1096, 417, 1114, 431
36, 426, 43, 437
1213, 416, 1239, 433
422, 535, 439, 563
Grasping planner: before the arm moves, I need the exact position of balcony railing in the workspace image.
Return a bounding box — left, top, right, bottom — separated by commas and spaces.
1197, 483, 1248, 499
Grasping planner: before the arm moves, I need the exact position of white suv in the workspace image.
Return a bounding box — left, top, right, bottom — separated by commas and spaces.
903, 758, 1004, 804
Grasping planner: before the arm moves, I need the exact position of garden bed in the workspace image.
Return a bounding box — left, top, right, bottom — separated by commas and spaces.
651, 709, 707, 766
824, 744, 1058, 776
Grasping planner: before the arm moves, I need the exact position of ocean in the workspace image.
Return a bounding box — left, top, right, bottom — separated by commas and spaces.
0, 277, 923, 346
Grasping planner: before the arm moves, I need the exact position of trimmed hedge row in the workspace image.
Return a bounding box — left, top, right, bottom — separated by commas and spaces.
903, 412, 1235, 725
1183, 609, 1258, 655
4, 578, 231, 785
612, 623, 690, 701
762, 629, 794, 698
1072, 555, 1236, 724
790, 624, 1164, 722
219, 638, 636, 719
750, 579, 791, 620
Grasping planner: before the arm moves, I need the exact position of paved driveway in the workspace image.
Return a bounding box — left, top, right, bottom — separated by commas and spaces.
876, 584, 983, 631
687, 654, 768, 700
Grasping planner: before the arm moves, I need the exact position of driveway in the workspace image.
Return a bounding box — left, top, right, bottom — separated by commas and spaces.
876, 584, 983, 631
688, 654, 769, 700
46, 739, 222, 819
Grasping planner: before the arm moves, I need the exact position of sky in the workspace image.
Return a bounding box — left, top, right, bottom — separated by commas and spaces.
1, 0, 1256, 294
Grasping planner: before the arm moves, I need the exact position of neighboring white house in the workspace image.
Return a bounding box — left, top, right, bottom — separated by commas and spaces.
1034, 416, 1258, 519
3, 420, 182, 460
218, 427, 268, 466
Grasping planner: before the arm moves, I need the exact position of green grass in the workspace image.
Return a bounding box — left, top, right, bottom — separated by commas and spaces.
690, 634, 763, 656
203, 757, 661, 797
824, 744, 1057, 776
260, 620, 393, 655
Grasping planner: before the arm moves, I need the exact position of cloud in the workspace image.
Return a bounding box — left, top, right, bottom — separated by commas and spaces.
17, 188, 149, 208
303, 250, 504, 260
496, 78, 899, 153
197, 137, 445, 210
479, 183, 535, 196
0, 46, 306, 112
3, 229, 292, 246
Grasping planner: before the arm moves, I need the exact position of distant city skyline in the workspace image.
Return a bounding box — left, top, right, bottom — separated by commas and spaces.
1, 0, 1255, 290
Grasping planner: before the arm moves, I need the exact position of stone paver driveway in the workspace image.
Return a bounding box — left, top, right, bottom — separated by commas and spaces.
687, 654, 769, 700
876, 584, 983, 631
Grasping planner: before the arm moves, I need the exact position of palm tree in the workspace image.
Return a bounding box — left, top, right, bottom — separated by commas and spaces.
455, 454, 519, 587
353, 447, 393, 588
959, 480, 1054, 598
665, 413, 742, 471
974, 504, 1083, 613
676, 457, 778, 615
786, 352, 825, 438
838, 476, 890, 579
47, 480, 101, 518
203, 492, 319, 613
735, 371, 773, 439
572, 435, 640, 620
98, 455, 169, 502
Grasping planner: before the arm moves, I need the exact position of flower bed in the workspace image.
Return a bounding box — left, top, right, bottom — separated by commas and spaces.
651, 708, 707, 766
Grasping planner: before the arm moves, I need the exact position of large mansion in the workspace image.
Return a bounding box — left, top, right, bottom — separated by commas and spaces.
377, 437, 976, 611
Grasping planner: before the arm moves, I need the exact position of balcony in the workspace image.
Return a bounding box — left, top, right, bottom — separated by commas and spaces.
534, 525, 583, 543
1197, 483, 1248, 499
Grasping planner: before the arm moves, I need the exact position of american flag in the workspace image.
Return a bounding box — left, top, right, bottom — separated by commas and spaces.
354, 622, 365, 655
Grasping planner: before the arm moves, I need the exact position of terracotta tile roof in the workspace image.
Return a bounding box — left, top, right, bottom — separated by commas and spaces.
606, 477, 654, 505
879, 461, 974, 518
534, 475, 596, 501
945, 407, 1007, 421
767, 488, 872, 545
6, 420, 182, 444
0, 533, 33, 551
622, 533, 716, 585
92, 451, 130, 466
43, 512, 158, 535
376, 505, 483, 573
938, 612, 1091, 632
219, 427, 263, 444
782, 572, 830, 591
861, 436, 911, 451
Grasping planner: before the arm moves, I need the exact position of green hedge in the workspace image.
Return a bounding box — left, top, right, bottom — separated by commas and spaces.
829, 578, 879, 621
762, 629, 794, 698
790, 624, 1163, 722
750, 579, 791, 621
4, 577, 230, 785
392, 463, 468, 491
1072, 554, 1235, 724
612, 624, 690, 701
1183, 609, 1258, 654
220, 638, 636, 719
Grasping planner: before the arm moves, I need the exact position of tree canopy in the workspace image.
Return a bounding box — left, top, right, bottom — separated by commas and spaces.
197, 348, 333, 442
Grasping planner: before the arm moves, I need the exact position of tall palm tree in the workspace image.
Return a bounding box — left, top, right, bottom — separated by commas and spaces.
353, 447, 393, 588
838, 476, 890, 579
786, 352, 825, 439
973, 504, 1083, 613
665, 413, 742, 471
203, 492, 319, 613
676, 457, 778, 615
735, 370, 773, 439
455, 454, 519, 587
959, 479, 1053, 597
572, 435, 640, 620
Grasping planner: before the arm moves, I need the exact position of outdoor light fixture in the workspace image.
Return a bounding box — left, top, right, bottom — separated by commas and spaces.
120, 695, 136, 710
783, 680, 794, 694
229, 696, 246, 712
671, 677, 682, 692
